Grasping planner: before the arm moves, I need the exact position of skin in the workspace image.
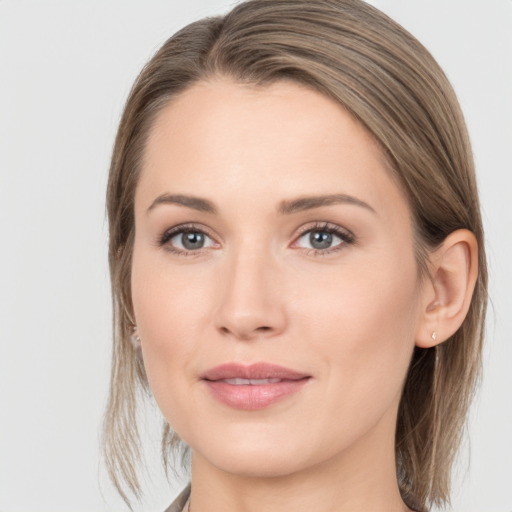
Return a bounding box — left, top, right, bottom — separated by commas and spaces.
131, 79, 477, 512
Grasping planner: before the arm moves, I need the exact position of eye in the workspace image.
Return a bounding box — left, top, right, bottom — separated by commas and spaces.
293, 223, 354, 254
171, 231, 214, 250
159, 225, 217, 255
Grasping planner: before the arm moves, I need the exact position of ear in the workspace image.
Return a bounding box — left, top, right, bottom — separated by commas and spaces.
415, 229, 479, 348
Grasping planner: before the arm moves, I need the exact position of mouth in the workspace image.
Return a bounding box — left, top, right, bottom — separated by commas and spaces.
200, 362, 311, 410
221, 377, 283, 385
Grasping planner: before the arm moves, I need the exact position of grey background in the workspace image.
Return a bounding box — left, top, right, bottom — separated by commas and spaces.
0, 1, 510, 511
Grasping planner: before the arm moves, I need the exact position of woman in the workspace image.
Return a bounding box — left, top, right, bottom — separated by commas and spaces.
102, 1, 487, 511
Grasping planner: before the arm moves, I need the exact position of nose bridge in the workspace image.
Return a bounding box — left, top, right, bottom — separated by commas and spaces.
214, 238, 286, 340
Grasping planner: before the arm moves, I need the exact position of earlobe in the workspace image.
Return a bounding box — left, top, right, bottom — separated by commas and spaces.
415, 229, 478, 348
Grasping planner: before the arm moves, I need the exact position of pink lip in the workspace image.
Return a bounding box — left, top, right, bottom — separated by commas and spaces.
201, 363, 311, 411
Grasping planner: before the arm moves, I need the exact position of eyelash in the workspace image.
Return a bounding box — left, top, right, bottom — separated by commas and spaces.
294, 222, 355, 256
157, 222, 355, 257
158, 223, 217, 257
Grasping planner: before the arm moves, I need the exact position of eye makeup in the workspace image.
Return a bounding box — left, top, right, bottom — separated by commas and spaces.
156, 222, 218, 257
156, 220, 356, 258
292, 221, 356, 256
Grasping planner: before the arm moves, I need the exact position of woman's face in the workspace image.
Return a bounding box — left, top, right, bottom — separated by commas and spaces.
132, 79, 427, 478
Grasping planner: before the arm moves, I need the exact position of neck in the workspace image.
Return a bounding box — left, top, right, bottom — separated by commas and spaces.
188, 410, 411, 512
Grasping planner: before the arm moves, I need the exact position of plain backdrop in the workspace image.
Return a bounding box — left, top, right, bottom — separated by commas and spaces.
0, 1, 511, 511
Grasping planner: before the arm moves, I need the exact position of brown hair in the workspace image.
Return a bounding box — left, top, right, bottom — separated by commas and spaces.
103, 0, 487, 509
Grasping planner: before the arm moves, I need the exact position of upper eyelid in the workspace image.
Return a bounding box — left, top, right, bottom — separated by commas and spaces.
160, 223, 217, 242
297, 222, 349, 234
160, 221, 351, 235
294, 222, 355, 240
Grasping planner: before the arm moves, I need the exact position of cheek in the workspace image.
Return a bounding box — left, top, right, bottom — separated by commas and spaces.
131, 239, 214, 336
130, 247, 204, 406
297, 250, 421, 408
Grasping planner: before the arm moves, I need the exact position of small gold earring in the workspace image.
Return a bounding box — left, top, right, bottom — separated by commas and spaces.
431, 331, 438, 341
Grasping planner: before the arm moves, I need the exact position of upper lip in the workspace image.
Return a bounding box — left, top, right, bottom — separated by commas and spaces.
201, 362, 310, 381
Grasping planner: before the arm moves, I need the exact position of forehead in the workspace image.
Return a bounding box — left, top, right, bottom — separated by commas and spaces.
137, 78, 410, 224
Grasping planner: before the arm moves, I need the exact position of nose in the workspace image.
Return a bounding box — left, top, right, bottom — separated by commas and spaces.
214, 247, 287, 341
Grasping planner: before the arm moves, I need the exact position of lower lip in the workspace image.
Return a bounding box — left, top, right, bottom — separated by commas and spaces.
203, 379, 310, 410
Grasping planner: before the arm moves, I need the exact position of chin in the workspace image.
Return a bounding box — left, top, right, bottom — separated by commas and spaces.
186, 423, 329, 479
204, 444, 309, 478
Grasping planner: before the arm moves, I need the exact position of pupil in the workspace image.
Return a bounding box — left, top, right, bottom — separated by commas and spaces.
182, 232, 204, 250
310, 231, 332, 249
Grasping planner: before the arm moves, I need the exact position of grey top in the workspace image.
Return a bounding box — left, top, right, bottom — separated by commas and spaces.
164, 484, 191, 512
163, 484, 428, 512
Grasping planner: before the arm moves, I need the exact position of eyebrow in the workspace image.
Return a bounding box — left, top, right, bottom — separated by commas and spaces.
146, 192, 375, 216
147, 194, 218, 214
278, 194, 376, 215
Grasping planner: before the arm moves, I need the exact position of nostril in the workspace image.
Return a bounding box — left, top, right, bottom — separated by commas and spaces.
218, 323, 274, 339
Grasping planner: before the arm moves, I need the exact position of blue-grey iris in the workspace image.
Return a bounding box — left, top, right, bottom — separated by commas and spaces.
310, 231, 332, 249
182, 232, 205, 250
